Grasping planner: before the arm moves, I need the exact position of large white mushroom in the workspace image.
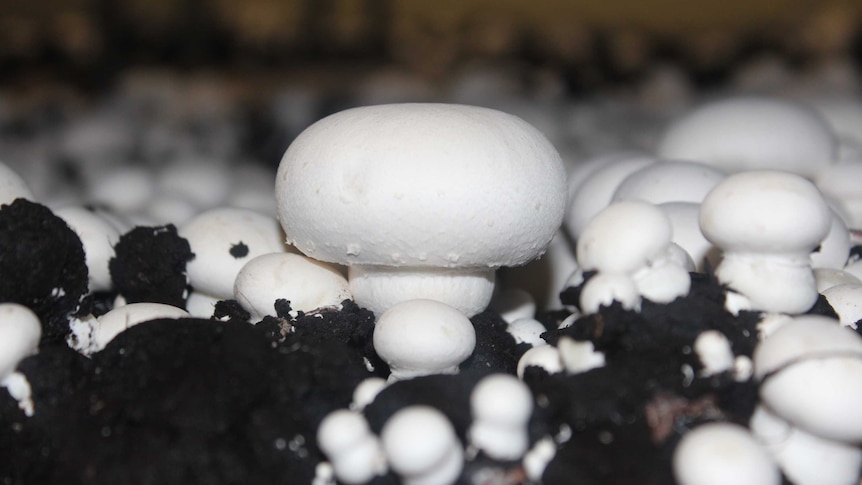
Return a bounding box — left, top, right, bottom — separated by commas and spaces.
276, 103, 567, 317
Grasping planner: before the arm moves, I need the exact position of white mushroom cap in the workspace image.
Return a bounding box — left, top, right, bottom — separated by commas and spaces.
577, 201, 673, 274
659, 201, 718, 272
276, 103, 567, 269
317, 409, 386, 485
468, 373, 533, 461
0, 303, 42, 379
694, 330, 735, 376
657, 96, 837, 177
672, 422, 780, 485
234, 252, 351, 321
557, 336, 605, 374
750, 405, 862, 485
814, 268, 862, 293
517, 344, 564, 378
700, 171, 832, 254
611, 160, 726, 205
507, 318, 547, 347
185, 290, 221, 319
53, 206, 121, 293
566, 152, 655, 239
822, 284, 862, 328
0, 160, 34, 206
579, 272, 641, 315
180, 207, 289, 299
381, 405, 463, 485
86, 303, 190, 354
631, 248, 692, 303
810, 209, 851, 269
754, 316, 862, 442
88, 166, 156, 214
490, 288, 536, 324
373, 299, 476, 382
350, 377, 387, 411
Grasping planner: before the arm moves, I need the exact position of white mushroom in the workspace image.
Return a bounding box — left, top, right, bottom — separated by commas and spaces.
579, 272, 641, 315
184, 290, 221, 319
814, 268, 862, 293
233, 252, 351, 321
699, 171, 833, 314
672, 422, 780, 485
71, 303, 190, 355
0, 303, 42, 416
350, 377, 387, 411
750, 405, 862, 485
317, 409, 387, 485
557, 336, 605, 374
381, 405, 463, 485
468, 373, 533, 461
821, 284, 862, 329
611, 160, 726, 205
276, 104, 567, 317
753, 315, 862, 443
506, 318, 548, 347
658, 96, 838, 177
53, 206, 121, 293
659, 201, 719, 272
372, 299, 476, 382
810, 209, 851, 269
490, 288, 536, 324
179, 207, 290, 300
517, 345, 564, 378
693, 330, 734, 376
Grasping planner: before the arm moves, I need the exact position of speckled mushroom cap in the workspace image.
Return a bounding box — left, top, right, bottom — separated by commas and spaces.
657, 96, 837, 177
276, 103, 567, 268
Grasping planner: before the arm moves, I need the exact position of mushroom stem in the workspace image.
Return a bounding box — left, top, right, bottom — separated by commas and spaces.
349, 265, 495, 317
716, 252, 818, 314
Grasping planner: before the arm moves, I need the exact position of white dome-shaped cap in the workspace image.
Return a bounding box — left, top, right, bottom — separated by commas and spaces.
0, 161, 33, 206
612, 160, 726, 205
469, 373, 533, 460
91, 303, 190, 353
822, 284, 862, 328
53, 206, 122, 293
373, 299, 476, 381
0, 303, 42, 379
699, 171, 832, 253
673, 422, 780, 485
381, 405, 463, 485
657, 96, 837, 177
318, 409, 373, 457
180, 207, 289, 299
276, 103, 567, 268
577, 201, 673, 274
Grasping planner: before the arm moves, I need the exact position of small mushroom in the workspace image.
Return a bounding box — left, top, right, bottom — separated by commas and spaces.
70, 302, 190, 355
821, 283, 862, 329
372, 299, 476, 382
468, 373, 533, 461
673, 422, 780, 485
317, 409, 387, 485
381, 405, 463, 485
699, 171, 833, 314
53, 206, 121, 293
0, 303, 42, 416
658, 96, 838, 177
276, 104, 567, 317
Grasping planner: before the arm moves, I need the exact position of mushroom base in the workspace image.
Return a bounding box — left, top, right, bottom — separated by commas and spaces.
715, 253, 819, 314
348, 265, 496, 317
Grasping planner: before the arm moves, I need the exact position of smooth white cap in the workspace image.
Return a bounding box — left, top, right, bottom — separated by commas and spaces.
373, 299, 476, 381
185, 290, 221, 319
750, 405, 862, 485
658, 96, 837, 177
810, 210, 851, 269
180, 207, 289, 299
557, 336, 605, 374
53, 206, 121, 293
276, 103, 567, 269
577, 201, 673, 274
317, 409, 386, 485
87, 303, 190, 354
814, 268, 862, 293
234, 252, 350, 321
517, 345, 564, 378
822, 283, 862, 328
381, 406, 463, 485
350, 377, 387, 411
612, 160, 726, 205
673, 422, 780, 485
0, 160, 33, 206
0, 303, 41, 379
579, 272, 641, 315
507, 318, 547, 347
694, 330, 734, 376
491, 288, 537, 324
469, 373, 533, 460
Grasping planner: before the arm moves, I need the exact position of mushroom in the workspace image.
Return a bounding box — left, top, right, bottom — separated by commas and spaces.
821, 283, 862, 329
275, 103, 567, 317
0, 303, 41, 415
233, 252, 351, 321
179, 207, 291, 300
699, 171, 833, 314
53, 206, 121, 293
672, 422, 780, 485
381, 405, 463, 485
317, 409, 387, 485
611, 160, 726, 205
372, 299, 476, 382
69, 302, 190, 355
657, 96, 838, 178
468, 373, 533, 461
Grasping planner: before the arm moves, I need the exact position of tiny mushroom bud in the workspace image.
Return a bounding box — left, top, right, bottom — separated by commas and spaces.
694, 330, 734, 376
579, 272, 641, 315
753, 315, 862, 442
517, 345, 564, 378
179, 207, 290, 300
557, 336, 605, 374
506, 318, 548, 347
0, 303, 42, 416
373, 299, 476, 382
234, 252, 351, 321
350, 377, 387, 411
317, 409, 386, 485
381, 405, 463, 485
699, 171, 833, 314
468, 373, 534, 461
53, 206, 121, 293
672, 422, 781, 485
658, 96, 838, 178
276, 104, 567, 317
489, 288, 536, 324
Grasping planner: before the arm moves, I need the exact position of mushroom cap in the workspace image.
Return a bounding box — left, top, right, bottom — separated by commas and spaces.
54, 206, 121, 293
577, 200, 673, 273
673, 422, 780, 485
0, 303, 41, 379
276, 103, 567, 268
381, 405, 461, 477
657, 96, 837, 177
470, 373, 533, 425
699, 171, 832, 254
612, 160, 726, 205
822, 284, 862, 328
317, 409, 373, 456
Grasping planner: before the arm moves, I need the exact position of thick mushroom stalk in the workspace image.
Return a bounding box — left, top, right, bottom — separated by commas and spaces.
276, 103, 567, 317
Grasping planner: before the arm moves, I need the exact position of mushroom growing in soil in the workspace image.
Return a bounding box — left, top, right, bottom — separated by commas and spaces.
275, 103, 567, 317
699, 171, 833, 314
